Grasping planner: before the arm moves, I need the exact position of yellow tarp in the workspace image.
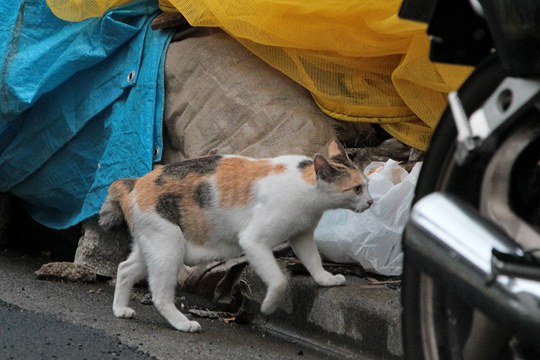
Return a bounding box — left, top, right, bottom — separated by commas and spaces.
47, 0, 473, 150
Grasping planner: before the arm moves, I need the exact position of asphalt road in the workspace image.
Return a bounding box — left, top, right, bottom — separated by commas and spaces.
1, 299, 154, 360
0, 249, 330, 360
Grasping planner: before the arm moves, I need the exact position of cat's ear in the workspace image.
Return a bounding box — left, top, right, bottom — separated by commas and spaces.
327, 140, 347, 158
313, 154, 337, 183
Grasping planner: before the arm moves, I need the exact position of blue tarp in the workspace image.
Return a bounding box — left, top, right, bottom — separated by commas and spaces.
0, 0, 174, 229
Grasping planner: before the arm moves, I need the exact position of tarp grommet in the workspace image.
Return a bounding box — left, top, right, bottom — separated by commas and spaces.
127, 71, 136, 83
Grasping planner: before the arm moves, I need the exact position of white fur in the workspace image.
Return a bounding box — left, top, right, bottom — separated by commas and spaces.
112, 154, 372, 332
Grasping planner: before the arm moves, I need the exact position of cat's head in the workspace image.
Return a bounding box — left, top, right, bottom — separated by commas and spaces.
313, 140, 373, 212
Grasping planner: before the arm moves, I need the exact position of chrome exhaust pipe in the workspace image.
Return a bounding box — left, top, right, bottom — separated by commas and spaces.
404, 193, 540, 339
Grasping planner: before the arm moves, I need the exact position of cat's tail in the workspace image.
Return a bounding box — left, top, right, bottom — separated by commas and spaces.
99, 179, 135, 231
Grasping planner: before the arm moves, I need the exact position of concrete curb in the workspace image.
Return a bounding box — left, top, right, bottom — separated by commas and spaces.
243, 259, 403, 360
71, 223, 403, 359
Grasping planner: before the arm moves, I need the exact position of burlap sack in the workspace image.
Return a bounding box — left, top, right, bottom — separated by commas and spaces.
161, 29, 337, 162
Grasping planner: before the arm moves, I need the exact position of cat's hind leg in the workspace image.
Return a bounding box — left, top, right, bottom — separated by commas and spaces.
138, 214, 201, 333
113, 242, 147, 319
289, 231, 346, 287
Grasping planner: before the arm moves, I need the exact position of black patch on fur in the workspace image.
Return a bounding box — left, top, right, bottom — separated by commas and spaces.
194, 181, 213, 208
99, 199, 125, 229
314, 155, 338, 183
330, 154, 352, 167
155, 155, 222, 185
313, 155, 352, 183
317, 164, 340, 183
297, 160, 313, 169
154, 174, 165, 186
121, 179, 136, 192
156, 193, 182, 227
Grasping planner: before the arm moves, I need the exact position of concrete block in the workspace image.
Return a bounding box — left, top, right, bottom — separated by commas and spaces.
74, 217, 130, 278
244, 258, 403, 359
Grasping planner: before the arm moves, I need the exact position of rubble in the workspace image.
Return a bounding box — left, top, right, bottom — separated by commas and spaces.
349, 138, 423, 171
74, 218, 130, 278
35, 262, 97, 283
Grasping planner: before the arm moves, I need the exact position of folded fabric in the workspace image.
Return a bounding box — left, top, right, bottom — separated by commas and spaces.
0, 0, 173, 229
49, 0, 473, 150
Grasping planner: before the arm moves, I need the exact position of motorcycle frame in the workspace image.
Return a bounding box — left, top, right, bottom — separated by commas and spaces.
400, 0, 540, 75
399, 0, 540, 350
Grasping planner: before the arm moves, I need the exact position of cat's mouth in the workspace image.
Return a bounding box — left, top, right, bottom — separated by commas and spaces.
354, 199, 373, 213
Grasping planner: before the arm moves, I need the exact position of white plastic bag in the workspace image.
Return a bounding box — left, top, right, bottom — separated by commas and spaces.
314, 159, 422, 276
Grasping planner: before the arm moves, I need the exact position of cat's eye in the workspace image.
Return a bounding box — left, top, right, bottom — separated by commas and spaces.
353, 185, 363, 194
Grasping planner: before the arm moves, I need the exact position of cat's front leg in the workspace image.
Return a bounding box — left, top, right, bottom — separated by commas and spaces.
239, 231, 287, 315
289, 231, 346, 287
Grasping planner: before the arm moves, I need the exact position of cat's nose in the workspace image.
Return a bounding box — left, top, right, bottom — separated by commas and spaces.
367, 199, 373, 206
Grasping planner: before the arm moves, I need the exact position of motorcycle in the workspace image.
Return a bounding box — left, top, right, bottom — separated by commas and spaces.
399, 0, 540, 359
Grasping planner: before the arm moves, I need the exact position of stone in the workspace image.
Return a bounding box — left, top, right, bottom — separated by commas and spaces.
74, 217, 131, 278
35, 262, 97, 283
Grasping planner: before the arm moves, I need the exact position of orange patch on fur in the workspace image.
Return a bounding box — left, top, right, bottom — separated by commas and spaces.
336, 169, 367, 192
350, 170, 367, 185
135, 168, 164, 211
134, 168, 212, 246
108, 179, 137, 228
179, 194, 209, 246
301, 165, 316, 186
216, 157, 286, 207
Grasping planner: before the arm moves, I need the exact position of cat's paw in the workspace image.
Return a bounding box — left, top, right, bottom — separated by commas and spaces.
113, 306, 136, 319
260, 281, 287, 315
173, 320, 202, 333
260, 297, 280, 315
316, 273, 346, 287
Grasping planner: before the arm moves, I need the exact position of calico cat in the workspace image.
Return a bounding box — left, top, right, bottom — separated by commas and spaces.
99, 140, 372, 332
